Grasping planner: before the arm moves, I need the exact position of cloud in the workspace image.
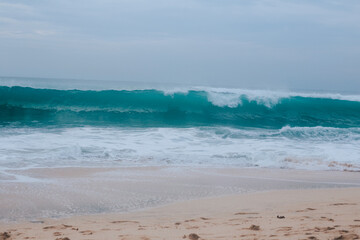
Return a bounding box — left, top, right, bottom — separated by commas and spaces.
0, 2, 33, 11
0, 0, 360, 91
1, 0, 360, 42
0, 1, 60, 39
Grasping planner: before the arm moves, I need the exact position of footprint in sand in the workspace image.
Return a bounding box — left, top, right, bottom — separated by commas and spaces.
312, 226, 336, 233
184, 219, 196, 222
188, 233, 200, 240
249, 225, 260, 231
296, 208, 316, 212
240, 234, 256, 237
276, 226, 292, 232
53, 232, 62, 236
325, 227, 335, 231
111, 220, 139, 224
331, 203, 357, 206
333, 234, 360, 240
186, 226, 200, 230
43, 226, 57, 230
307, 236, 319, 240
234, 212, 259, 215
43, 224, 74, 231
80, 230, 93, 235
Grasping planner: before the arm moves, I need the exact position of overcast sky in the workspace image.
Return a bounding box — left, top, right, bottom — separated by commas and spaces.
0, 0, 360, 91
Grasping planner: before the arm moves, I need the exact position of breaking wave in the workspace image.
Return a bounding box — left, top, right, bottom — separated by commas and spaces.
1, 86, 360, 128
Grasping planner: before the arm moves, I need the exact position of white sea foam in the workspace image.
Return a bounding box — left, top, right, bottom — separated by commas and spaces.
203, 88, 285, 108
197, 87, 360, 108
164, 86, 360, 107
0, 126, 359, 173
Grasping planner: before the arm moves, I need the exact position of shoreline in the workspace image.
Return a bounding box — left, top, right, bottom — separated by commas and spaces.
1, 187, 359, 239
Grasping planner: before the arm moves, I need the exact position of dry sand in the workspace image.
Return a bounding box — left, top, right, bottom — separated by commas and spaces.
1, 187, 360, 240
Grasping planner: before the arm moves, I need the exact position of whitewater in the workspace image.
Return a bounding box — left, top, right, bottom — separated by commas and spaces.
1, 77, 360, 172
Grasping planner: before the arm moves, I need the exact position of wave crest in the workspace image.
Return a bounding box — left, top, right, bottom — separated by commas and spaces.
1, 86, 360, 128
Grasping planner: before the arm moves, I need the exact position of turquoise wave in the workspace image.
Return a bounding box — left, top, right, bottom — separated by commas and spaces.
1, 86, 360, 128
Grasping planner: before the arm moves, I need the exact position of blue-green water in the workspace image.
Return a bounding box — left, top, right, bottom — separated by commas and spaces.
1, 86, 360, 129
0, 78, 360, 171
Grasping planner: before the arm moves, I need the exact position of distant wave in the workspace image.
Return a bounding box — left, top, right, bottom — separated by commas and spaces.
1, 86, 360, 128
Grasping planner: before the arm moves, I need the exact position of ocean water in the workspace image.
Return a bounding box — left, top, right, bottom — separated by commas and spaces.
1, 77, 360, 171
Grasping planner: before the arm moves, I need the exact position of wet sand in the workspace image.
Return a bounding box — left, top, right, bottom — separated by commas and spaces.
1, 187, 360, 239
0, 167, 360, 239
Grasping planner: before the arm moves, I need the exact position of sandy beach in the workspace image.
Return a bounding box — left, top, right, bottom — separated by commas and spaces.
1, 187, 360, 240
1, 167, 360, 239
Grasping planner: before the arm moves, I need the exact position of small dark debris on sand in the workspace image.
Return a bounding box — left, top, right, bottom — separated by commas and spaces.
249, 225, 260, 231
55, 237, 70, 240
0, 232, 11, 240
277, 215, 285, 219
188, 233, 200, 240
